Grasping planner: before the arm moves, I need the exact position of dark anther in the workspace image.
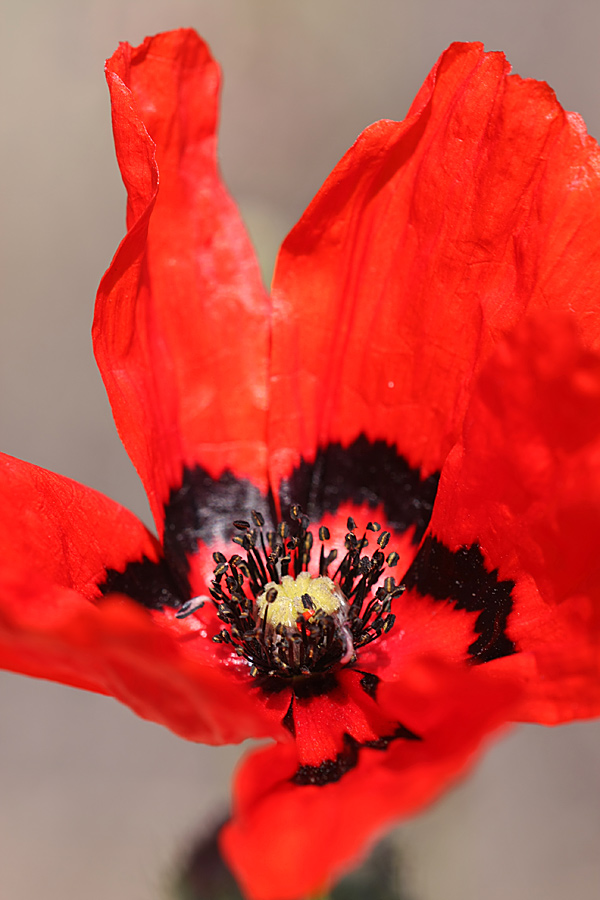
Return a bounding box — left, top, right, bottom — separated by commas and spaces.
377, 531, 391, 548
209, 504, 402, 681
175, 598, 205, 619
387, 551, 399, 567
251, 510, 265, 527
233, 520, 251, 530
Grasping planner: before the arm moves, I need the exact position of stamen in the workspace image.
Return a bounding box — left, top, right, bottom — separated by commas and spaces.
175, 597, 205, 619
208, 505, 402, 680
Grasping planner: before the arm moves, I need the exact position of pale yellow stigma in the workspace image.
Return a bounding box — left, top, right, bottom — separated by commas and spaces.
256, 572, 345, 629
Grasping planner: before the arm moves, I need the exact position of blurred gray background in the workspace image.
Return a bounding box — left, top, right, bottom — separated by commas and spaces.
1, 1, 600, 898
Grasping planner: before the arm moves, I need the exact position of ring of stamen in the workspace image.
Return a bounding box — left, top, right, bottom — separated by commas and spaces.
209, 506, 402, 680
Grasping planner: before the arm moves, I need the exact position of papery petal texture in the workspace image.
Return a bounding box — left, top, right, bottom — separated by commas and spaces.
0, 571, 269, 743
421, 313, 600, 722
269, 42, 600, 493
95, 31, 270, 534
0, 454, 277, 744
222, 660, 518, 900
0, 452, 160, 599
2, 28, 600, 900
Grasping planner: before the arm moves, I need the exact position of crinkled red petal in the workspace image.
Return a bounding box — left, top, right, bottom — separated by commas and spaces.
360, 588, 481, 679
0, 454, 278, 743
428, 313, 600, 723
0, 452, 161, 595
221, 659, 518, 900
0, 569, 278, 744
290, 670, 398, 765
95, 29, 270, 532
269, 41, 600, 491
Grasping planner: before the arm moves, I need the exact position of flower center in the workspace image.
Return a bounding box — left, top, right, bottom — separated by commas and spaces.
257, 572, 345, 628
209, 506, 402, 681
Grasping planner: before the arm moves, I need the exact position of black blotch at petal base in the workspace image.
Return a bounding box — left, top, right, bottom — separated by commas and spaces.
403, 535, 516, 663
96, 446, 516, 672
280, 435, 440, 545
100, 556, 184, 610
97, 436, 439, 610
292, 723, 421, 786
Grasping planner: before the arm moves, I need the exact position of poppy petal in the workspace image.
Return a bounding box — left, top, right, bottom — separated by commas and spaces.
95, 29, 270, 534
0, 454, 276, 743
359, 587, 483, 680
221, 658, 517, 900
0, 452, 161, 595
269, 40, 600, 502
420, 312, 600, 722
276, 438, 440, 549
0, 570, 277, 744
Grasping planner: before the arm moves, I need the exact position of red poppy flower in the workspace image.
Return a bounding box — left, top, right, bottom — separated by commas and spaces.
2, 28, 600, 900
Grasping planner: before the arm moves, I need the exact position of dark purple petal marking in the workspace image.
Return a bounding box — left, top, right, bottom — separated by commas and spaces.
280, 436, 440, 544
282, 695, 296, 736
403, 536, 516, 663
163, 465, 270, 589
292, 724, 422, 786
97, 437, 438, 614
357, 671, 380, 700
100, 556, 185, 610
261, 671, 340, 699
98, 466, 266, 610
